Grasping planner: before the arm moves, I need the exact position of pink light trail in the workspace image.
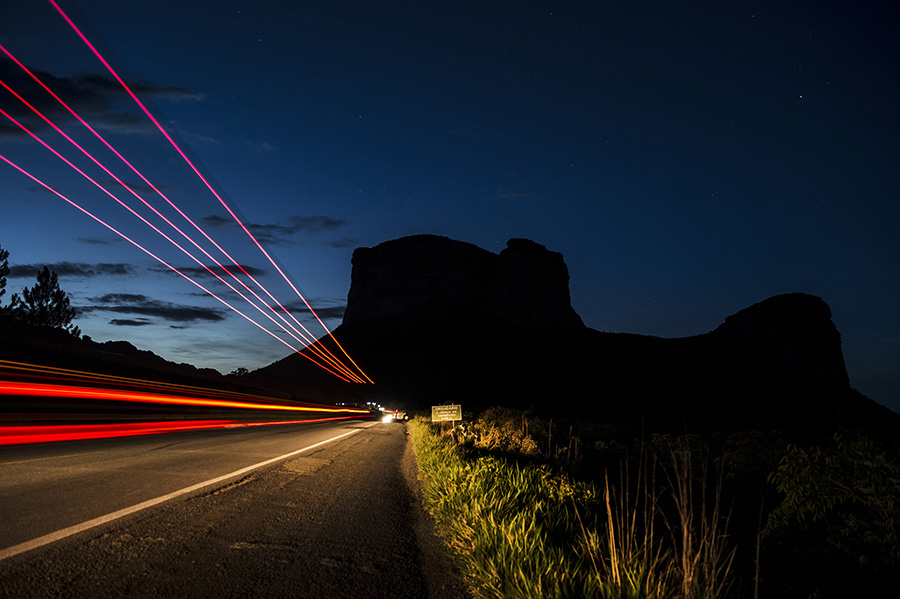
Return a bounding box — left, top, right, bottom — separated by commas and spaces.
0, 6, 372, 383
0, 58, 361, 382
0, 106, 361, 381
46, 0, 373, 384
0, 151, 359, 382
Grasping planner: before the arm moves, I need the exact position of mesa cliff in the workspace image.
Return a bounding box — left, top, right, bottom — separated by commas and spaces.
343, 235, 583, 331
711, 292, 849, 386
251, 235, 896, 438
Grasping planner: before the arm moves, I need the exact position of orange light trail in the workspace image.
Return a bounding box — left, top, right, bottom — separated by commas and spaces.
0, 359, 364, 411
0, 359, 287, 404
0, 360, 371, 446
46, 0, 373, 385
0, 381, 368, 414
0, 416, 359, 446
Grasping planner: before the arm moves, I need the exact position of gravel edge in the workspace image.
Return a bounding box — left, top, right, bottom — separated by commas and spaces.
400, 424, 471, 599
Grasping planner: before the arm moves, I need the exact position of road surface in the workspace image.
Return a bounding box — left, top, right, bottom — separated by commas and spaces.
0, 419, 468, 598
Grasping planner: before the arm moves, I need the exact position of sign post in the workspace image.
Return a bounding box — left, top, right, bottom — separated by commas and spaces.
431, 404, 462, 423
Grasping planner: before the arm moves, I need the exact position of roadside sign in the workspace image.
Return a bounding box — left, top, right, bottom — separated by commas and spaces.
431, 404, 462, 422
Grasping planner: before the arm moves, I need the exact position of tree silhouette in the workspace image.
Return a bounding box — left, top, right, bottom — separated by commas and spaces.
0, 243, 8, 314
13, 266, 80, 336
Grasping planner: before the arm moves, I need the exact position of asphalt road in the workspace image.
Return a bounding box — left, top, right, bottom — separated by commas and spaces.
0, 419, 468, 598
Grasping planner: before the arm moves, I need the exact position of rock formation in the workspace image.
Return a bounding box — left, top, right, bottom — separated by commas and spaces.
712, 293, 849, 386
489, 238, 584, 331
252, 234, 897, 438
342, 235, 583, 332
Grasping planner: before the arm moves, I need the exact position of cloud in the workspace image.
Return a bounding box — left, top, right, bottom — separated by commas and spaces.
130, 80, 204, 102
2, 191, 42, 206
94, 293, 148, 304
243, 140, 277, 153
200, 215, 234, 229
22, 186, 54, 195
82, 293, 226, 324
77, 237, 121, 246
8, 262, 135, 278
200, 214, 348, 245
276, 299, 347, 320
282, 215, 348, 235
148, 264, 267, 279
322, 237, 360, 249
305, 304, 347, 319
0, 61, 203, 138
109, 318, 153, 327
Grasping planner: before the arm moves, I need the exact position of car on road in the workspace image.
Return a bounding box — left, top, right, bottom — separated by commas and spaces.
382, 410, 409, 423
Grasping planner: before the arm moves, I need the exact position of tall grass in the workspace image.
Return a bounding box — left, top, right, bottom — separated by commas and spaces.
410, 417, 737, 599
592, 455, 676, 599
664, 438, 736, 599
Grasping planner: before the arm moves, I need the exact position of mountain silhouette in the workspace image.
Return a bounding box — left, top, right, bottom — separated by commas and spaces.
251, 235, 898, 438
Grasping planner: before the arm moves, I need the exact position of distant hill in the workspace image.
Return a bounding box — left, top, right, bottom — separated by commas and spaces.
0, 317, 219, 382
0, 317, 308, 406
249, 235, 900, 440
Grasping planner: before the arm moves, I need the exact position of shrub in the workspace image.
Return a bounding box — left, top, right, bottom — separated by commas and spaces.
767, 433, 900, 571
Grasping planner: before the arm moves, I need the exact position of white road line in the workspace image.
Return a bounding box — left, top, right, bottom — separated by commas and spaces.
0, 423, 377, 561
1, 450, 104, 466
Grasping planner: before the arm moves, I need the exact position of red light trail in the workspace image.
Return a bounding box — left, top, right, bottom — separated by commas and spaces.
0, 417, 360, 446
0, 359, 291, 403
0, 0, 373, 384
0, 360, 371, 445
0, 360, 370, 410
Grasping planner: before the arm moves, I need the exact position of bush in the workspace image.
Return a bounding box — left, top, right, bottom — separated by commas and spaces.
767, 433, 900, 571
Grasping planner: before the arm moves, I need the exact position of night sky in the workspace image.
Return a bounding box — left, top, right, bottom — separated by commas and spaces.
1, 1, 898, 412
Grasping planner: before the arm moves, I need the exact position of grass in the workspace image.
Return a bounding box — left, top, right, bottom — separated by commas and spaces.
411, 417, 593, 598
409, 416, 736, 599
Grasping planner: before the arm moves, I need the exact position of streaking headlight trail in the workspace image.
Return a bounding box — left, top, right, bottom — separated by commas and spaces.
0, 381, 365, 413
0, 418, 362, 446
0, 360, 372, 445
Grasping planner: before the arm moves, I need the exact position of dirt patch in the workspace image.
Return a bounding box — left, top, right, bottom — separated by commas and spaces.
280, 456, 331, 475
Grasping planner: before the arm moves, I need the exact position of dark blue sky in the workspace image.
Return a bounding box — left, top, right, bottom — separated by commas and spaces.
1, 1, 898, 410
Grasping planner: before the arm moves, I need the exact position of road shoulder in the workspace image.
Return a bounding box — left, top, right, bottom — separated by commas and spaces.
400, 423, 471, 599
